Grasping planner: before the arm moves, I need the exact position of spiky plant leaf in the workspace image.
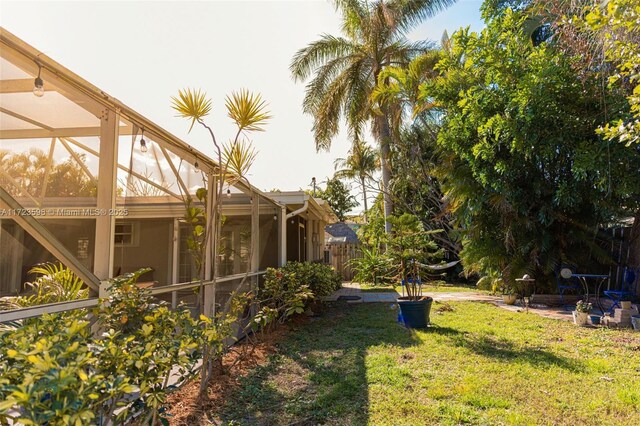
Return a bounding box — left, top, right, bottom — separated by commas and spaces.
171, 88, 212, 132
225, 89, 272, 133
222, 140, 258, 180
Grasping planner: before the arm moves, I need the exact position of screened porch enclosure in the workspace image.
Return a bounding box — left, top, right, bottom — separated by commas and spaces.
0, 27, 286, 319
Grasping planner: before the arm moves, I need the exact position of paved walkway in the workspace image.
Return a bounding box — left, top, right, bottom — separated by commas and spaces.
323, 282, 575, 321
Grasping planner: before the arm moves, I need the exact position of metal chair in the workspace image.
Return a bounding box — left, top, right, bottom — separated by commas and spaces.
556, 265, 581, 310
603, 266, 639, 313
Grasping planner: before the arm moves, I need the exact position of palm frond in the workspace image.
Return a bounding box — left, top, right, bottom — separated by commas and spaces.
225, 89, 272, 133
290, 35, 357, 82
171, 88, 212, 132
392, 0, 459, 34
0, 263, 88, 310
332, 0, 369, 39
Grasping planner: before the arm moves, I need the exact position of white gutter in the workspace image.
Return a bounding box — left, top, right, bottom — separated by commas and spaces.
286, 200, 309, 219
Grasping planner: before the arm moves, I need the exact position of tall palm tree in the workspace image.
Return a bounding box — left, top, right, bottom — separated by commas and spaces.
334, 139, 378, 222
290, 0, 456, 233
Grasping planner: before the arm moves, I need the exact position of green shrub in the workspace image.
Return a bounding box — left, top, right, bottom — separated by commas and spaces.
0, 263, 88, 310
0, 269, 202, 425
348, 246, 392, 286
252, 262, 340, 331
0, 267, 276, 424
95, 269, 201, 424
254, 267, 314, 330
278, 262, 342, 297
475, 275, 505, 294
0, 312, 114, 425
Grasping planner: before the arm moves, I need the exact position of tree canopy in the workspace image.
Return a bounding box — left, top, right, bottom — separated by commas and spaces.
429, 7, 640, 286
314, 177, 359, 222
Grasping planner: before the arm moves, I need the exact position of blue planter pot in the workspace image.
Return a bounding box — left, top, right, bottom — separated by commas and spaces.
590, 315, 601, 325
398, 297, 433, 329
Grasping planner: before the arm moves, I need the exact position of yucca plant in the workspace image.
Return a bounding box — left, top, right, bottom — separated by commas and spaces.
172, 87, 271, 395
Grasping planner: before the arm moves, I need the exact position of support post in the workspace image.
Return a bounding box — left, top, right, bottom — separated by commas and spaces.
172, 218, 180, 309
279, 206, 287, 266
306, 217, 313, 262
203, 174, 216, 317
94, 108, 119, 285
251, 194, 260, 279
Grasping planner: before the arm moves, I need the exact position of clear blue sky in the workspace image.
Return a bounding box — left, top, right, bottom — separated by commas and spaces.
1, 0, 484, 209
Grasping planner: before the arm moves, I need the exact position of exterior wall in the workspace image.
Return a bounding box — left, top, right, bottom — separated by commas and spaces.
113, 219, 172, 286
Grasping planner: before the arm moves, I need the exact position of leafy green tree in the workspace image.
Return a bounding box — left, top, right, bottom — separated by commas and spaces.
315, 177, 359, 222
357, 193, 387, 248
47, 155, 97, 197
290, 0, 456, 233
430, 7, 640, 288
334, 139, 378, 221
584, 0, 640, 146
524, 0, 640, 268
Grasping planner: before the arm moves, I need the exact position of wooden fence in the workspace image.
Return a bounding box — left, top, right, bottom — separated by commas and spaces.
324, 243, 362, 281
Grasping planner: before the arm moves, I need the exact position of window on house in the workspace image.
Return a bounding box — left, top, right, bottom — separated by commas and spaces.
114, 222, 138, 246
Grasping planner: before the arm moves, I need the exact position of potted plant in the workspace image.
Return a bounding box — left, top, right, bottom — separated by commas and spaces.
388, 214, 441, 329
573, 300, 592, 326
499, 279, 517, 305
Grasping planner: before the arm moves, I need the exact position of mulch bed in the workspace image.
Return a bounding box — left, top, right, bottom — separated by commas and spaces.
165, 315, 312, 425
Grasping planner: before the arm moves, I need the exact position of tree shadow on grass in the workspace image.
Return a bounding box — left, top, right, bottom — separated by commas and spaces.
428, 324, 584, 373
217, 302, 421, 425
215, 304, 585, 425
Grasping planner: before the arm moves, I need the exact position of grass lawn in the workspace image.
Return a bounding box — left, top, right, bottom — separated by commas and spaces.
360, 282, 487, 293
217, 302, 640, 425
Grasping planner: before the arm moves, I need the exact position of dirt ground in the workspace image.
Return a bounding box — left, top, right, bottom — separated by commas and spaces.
165, 323, 295, 425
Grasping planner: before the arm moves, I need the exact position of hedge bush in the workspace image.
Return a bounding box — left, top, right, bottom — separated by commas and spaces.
252, 262, 342, 330
277, 262, 342, 297
0, 270, 210, 425
0, 263, 341, 424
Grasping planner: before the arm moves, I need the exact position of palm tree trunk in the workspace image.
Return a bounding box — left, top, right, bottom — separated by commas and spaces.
361, 176, 368, 223
376, 113, 393, 234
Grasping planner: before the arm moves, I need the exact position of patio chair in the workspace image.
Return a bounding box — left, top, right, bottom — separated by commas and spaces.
603, 266, 639, 313
556, 265, 581, 310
